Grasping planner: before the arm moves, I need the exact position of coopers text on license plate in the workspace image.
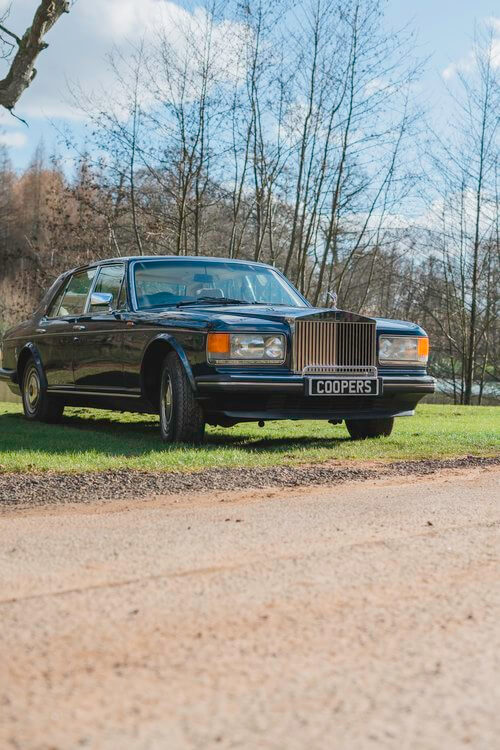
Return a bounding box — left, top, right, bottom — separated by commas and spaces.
307, 378, 379, 396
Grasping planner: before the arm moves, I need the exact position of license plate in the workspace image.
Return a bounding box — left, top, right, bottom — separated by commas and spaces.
306, 377, 380, 396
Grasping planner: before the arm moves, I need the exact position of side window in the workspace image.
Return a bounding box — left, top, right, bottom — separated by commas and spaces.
89, 264, 125, 312
46, 280, 69, 319
58, 269, 96, 317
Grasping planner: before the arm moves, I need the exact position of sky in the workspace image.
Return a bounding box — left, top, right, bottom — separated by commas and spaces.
0, 0, 498, 171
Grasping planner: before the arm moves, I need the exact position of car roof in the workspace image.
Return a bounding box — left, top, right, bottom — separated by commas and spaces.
66, 255, 275, 276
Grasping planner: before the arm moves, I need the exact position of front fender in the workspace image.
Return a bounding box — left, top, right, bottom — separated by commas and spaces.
143, 333, 197, 393
17, 342, 48, 389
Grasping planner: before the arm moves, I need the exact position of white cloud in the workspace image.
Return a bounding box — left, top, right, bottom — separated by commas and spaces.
0, 131, 27, 147
442, 15, 500, 80
413, 188, 498, 240
364, 78, 387, 95
0, 107, 18, 126
488, 16, 500, 33
0, 0, 248, 121
442, 53, 474, 81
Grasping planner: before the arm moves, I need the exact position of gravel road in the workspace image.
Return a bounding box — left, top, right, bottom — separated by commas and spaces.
0, 455, 498, 508
1, 466, 499, 750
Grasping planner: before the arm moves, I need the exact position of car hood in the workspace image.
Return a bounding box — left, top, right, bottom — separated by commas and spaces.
138, 305, 426, 335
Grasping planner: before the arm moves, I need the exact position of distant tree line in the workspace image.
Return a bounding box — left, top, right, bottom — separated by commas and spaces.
0, 1, 498, 404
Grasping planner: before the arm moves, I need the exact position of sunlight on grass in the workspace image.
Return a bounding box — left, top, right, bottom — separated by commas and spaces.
0, 402, 498, 474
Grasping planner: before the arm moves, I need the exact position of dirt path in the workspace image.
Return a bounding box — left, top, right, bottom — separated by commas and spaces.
1, 467, 499, 749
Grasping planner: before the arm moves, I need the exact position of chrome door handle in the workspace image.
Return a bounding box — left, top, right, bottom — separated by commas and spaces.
36, 328, 46, 334
73, 325, 86, 331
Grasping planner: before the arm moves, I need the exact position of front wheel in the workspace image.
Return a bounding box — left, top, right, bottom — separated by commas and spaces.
345, 417, 394, 440
159, 352, 205, 444
22, 359, 64, 423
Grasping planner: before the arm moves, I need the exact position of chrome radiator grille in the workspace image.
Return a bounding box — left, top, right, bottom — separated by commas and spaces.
292, 320, 376, 373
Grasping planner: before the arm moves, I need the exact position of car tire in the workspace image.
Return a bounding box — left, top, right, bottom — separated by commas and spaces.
345, 417, 394, 440
21, 358, 64, 423
159, 352, 205, 444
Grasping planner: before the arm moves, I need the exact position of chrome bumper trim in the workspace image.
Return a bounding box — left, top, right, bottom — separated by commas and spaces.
196, 375, 435, 394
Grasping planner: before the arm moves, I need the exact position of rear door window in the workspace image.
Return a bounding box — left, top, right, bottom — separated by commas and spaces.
58, 269, 97, 317
46, 280, 69, 318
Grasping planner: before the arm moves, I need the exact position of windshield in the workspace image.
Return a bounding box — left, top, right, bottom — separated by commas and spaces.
133, 259, 307, 309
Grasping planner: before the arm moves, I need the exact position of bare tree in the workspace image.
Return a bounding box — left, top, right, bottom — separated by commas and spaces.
422, 23, 499, 404
3, 0, 496, 410
460, 28, 499, 404
0, 0, 70, 113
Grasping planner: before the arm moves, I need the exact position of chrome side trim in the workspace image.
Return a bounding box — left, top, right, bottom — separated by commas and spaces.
47, 388, 142, 398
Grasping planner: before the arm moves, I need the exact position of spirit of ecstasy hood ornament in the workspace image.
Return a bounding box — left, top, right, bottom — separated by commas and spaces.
326, 290, 338, 308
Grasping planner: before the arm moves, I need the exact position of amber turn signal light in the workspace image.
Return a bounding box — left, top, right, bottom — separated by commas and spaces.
417, 337, 429, 357
207, 332, 230, 354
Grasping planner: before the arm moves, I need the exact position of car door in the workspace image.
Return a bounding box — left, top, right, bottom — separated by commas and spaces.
36, 268, 97, 388
72, 263, 127, 391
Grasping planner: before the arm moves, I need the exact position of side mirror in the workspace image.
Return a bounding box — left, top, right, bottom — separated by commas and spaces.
90, 292, 113, 308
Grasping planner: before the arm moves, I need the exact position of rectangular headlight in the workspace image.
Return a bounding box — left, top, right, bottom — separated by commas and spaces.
207, 333, 286, 364
379, 336, 429, 365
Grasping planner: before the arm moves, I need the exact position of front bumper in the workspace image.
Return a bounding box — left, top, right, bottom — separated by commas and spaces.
0, 366, 20, 397
0, 366, 17, 384
195, 373, 435, 423
196, 373, 435, 395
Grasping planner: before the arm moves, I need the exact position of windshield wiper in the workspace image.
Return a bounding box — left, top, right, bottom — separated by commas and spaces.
176, 296, 258, 307
143, 297, 290, 310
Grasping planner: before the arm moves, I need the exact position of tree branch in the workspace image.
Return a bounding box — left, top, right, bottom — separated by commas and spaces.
0, 23, 22, 46
0, 0, 70, 112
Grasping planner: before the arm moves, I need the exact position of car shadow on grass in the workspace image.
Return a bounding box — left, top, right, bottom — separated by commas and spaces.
56, 410, 351, 450
0, 410, 350, 461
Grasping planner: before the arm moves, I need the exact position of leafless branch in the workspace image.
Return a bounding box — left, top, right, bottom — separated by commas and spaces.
0, 0, 70, 112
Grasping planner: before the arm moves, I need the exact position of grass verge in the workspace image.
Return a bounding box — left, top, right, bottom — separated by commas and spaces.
0, 401, 498, 474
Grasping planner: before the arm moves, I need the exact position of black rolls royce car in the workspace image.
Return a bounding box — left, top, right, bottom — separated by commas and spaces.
0, 256, 435, 443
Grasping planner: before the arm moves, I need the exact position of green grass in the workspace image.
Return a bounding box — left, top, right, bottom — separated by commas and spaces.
0, 402, 498, 474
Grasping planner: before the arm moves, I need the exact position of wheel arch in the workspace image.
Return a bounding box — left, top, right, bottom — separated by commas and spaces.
17, 342, 47, 389
140, 334, 196, 409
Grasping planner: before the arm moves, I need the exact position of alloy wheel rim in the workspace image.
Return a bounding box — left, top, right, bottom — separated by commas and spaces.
26, 368, 40, 414
162, 375, 173, 430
